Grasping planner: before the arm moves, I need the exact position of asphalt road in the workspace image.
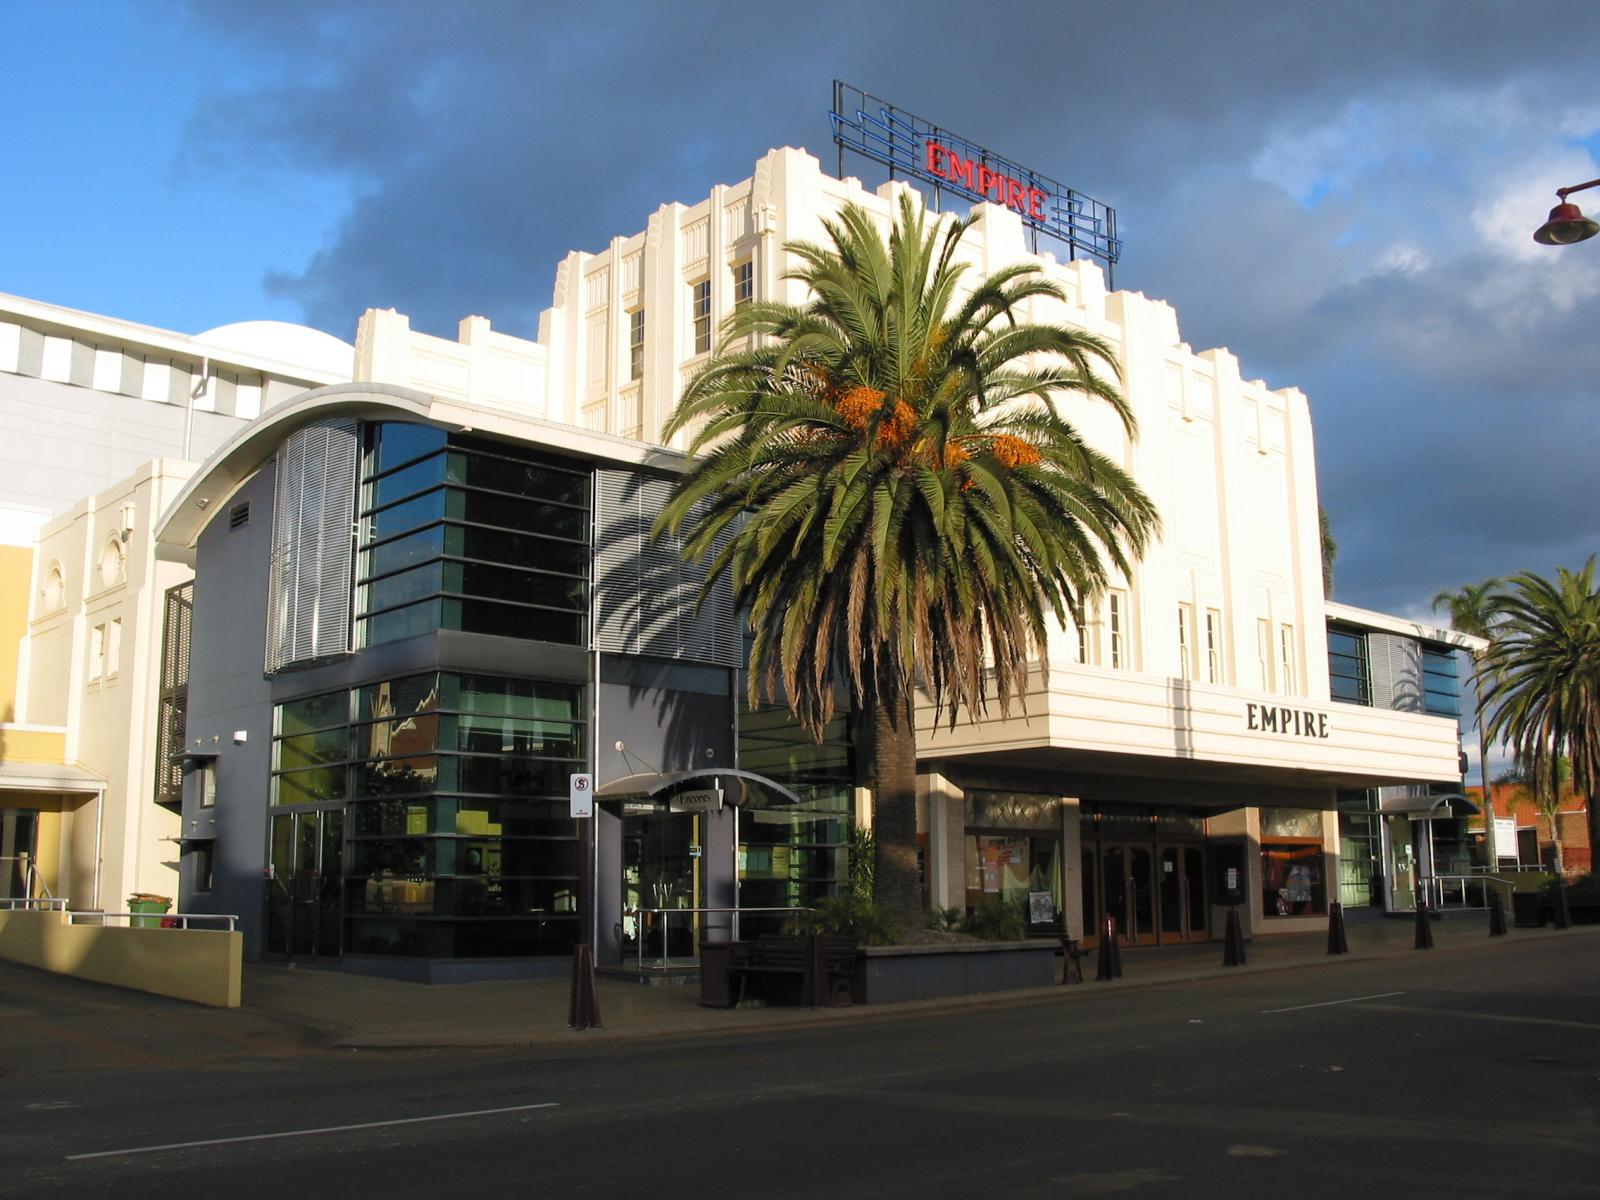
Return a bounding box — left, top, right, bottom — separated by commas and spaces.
5, 936, 1597, 1199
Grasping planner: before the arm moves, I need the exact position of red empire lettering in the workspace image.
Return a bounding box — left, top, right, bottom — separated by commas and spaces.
925, 141, 944, 176
1028, 189, 1047, 220
947, 153, 974, 189
1005, 178, 1023, 210
976, 165, 995, 199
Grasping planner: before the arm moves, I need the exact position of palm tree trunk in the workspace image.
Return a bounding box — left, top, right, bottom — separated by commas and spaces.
871, 689, 923, 931
1476, 680, 1495, 866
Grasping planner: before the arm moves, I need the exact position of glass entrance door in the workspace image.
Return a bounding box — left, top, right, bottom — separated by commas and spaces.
1099, 842, 1157, 946
1157, 843, 1209, 943
622, 813, 700, 962
266, 809, 342, 959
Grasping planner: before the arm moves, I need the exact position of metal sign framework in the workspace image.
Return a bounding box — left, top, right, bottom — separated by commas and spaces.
829, 81, 1120, 276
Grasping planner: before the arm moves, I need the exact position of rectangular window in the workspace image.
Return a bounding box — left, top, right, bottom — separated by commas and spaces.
1256, 618, 1273, 690
628, 309, 645, 381
191, 842, 214, 892
1420, 645, 1461, 718
198, 762, 217, 808
140, 357, 171, 403
1205, 609, 1223, 684
733, 260, 754, 308
92, 346, 122, 391
691, 279, 711, 355
1075, 621, 1088, 665
1279, 624, 1296, 695
1327, 627, 1370, 705
1176, 605, 1193, 680
41, 335, 72, 382
107, 618, 122, 677
89, 624, 105, 681
1109, 591, 1128, 670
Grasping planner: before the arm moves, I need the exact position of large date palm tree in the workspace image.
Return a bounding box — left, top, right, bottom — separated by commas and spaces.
1480, 560, 1600, 869
657, 195, 1158, 929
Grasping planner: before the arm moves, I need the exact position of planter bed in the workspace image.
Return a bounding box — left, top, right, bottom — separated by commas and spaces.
853, 938, 1058, 1004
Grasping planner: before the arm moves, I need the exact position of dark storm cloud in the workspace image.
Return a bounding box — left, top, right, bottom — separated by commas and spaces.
177, 0, 1600, 616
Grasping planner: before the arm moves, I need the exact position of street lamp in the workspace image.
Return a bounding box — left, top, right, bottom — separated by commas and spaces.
1533, 178, 1600, 245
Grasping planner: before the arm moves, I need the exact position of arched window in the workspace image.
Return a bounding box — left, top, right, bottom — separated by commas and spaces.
41, 562, 65, 611
100, 537, 126, 588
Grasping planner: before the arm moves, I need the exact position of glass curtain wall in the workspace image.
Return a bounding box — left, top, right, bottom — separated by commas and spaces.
1336, 789, 1382, 907
272, 671, 586, 958
735, 698, 854, 936
356, 423, 590, 648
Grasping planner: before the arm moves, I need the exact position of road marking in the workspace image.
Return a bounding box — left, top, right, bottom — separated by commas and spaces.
1262, 991, 1405, 1014
67, 1101, 559, 1161
1362, 1003, 1600, 1033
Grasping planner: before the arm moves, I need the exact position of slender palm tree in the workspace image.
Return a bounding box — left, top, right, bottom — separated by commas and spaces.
1431, 578, 1503, 858
657, 195, 1159, 929
1480, 560, 1600, 871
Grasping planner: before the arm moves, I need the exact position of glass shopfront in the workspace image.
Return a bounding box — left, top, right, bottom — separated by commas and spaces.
964, 792, 1063, 934
1260, 807, 1326, 918
270, 670, 586, 959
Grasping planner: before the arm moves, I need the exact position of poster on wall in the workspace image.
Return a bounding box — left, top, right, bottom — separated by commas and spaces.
1028, 891, 1055, 924
1494, 818, 1518, 860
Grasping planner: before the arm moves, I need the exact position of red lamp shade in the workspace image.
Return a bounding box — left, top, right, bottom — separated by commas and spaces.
1534, 200, 1600, 246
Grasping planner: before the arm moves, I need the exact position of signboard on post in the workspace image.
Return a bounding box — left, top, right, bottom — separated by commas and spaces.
569, 772, 594, 819
1494, 817, 1517, 860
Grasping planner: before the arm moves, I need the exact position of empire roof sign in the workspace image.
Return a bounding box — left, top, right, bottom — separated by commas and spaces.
829, 81, 1121, 268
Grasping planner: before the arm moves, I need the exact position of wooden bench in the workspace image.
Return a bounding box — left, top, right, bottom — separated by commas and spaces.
726, 935, 857, 1008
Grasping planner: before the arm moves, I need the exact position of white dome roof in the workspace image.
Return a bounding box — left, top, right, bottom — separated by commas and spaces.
194, 321, 354, 378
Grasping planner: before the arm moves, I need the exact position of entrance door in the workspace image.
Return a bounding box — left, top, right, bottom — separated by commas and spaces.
1, 810, 40, 899
1100, 842, 1157, 946
622, 813, 700, 962
1157, 843, 1210, 943
266, 810, 342, 959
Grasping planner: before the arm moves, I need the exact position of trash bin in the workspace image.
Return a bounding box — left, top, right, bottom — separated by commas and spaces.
1511, 891, 1545, 928
128, 894, 172, 929
699, 942, 736, 1008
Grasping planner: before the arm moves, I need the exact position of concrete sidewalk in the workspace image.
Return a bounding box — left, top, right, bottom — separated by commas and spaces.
239, 913, 1598, 1052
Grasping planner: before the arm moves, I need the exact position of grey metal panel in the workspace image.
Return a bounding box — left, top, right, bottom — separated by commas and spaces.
15, 327, 42, 376
594, 467, 740, 668
69, 340, 95, 387
1369, 632, 1422, 713
264, 418, 359, 673
118, 353, 142, 396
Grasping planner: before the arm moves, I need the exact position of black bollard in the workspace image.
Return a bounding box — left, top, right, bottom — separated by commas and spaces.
1552, 880, 1572, 930
1096, 915, 1123, 981
568, 943, 603, 1030
1413, 897, 1435, 949
1487, 889, 1508, 937
803, 932, 828, 1007
1222, 906, 1246, 966
1326, 901, 1349, 955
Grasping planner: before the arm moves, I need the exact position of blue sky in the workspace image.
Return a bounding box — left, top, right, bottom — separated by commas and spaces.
5, 0, 1598, 688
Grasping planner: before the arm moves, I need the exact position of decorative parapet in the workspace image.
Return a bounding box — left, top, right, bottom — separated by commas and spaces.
354, 308, 549, 417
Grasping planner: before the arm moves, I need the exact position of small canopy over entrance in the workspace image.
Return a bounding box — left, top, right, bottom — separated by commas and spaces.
595, 768, 804, 809
1379, 791, 1479, 818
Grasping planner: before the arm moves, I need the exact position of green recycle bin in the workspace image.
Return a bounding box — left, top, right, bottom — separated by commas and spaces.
129, 894, 171, 928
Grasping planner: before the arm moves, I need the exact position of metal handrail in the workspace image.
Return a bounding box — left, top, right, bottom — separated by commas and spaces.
0, 897, 67, 911
1426, 873, 1515, 912
623, 906, 813, 971
68, 911, 240, 931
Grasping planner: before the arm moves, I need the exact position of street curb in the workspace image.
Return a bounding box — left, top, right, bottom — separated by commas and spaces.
323, 924, 1600, 1053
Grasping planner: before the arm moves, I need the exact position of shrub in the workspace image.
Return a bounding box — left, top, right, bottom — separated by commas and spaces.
962, 896, 1027, 941
785, 894, 897, 945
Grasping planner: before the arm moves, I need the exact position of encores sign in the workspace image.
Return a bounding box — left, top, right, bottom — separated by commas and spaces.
924, 141, 1049, 221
